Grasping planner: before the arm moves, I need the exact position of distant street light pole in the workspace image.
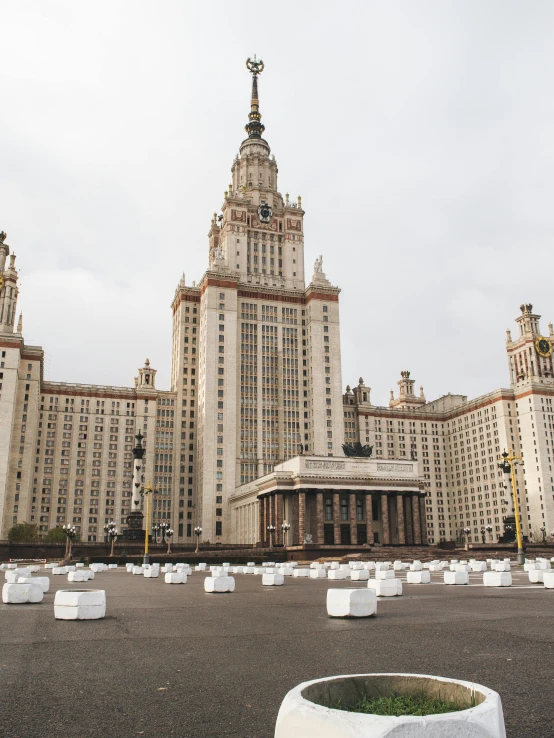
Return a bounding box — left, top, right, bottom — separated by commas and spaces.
63, 524, 77, 560
281, 521, 291, 547
267, 524, 276, 548
485, 525, 493, 543
463, 527, 471, 552
104, 520, 118, 557
194, 526, 202, 554
499, 450, 525, 565
140, 481, 159, 566
166, 527, 174, 555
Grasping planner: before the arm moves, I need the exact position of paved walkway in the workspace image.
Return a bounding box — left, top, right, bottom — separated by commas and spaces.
1, 566, 552, 737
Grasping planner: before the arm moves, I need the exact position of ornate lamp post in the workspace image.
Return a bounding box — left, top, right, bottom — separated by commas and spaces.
63, 524, 77, 560
152, 523, 160, 544
140, 481, 159, 566
485, 525, 493, 543
165, 527, 174, 554
463, 527, 471, 551
267, 524, 276, 548
194, 526, 202, 554
160, 521, 170, 543
104, 520, 118, 557
498, 450, 525, 565
281, 521, 291, 547
480, 527, 486, 544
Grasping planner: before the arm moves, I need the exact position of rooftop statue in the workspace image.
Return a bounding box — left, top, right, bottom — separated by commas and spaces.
342, 441, 374, 458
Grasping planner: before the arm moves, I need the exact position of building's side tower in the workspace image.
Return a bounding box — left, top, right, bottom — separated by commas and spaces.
506, 304, 554, 539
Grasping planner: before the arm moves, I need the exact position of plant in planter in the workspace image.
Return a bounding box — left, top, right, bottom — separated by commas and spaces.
274, 673, 506, 738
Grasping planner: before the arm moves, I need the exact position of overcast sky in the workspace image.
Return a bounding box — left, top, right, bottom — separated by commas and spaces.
2, 1, 553, 405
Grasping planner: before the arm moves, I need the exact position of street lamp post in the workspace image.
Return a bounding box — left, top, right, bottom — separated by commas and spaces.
104, 520, 118, 557
152, 524, 160, 544
194, 526, 202, 554
140, 481, 159, 566
485, 525, 493, 543
63, 524, 77, 560
281, 521, 291, 547
539, 525, 546, 543
267, 524, 276, 548
480, 527, 486, 544
463, 527, 471, 551
165, 527, 174, 555
160, 522, 169, 543
499, 450, 525, 565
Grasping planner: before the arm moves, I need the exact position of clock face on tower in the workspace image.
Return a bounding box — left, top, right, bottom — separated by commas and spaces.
258, 203, 272, 223
535, 337, 553, 357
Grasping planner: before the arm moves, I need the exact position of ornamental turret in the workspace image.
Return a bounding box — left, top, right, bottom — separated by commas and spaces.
0, 232, 19, 334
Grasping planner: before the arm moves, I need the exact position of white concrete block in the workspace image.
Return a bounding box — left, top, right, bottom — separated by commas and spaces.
410, 562, 422, 571
246, 562, 255, 567
524, 562, 537, 572
19, 576, 50, 593
293, 569, 310, 578
494, 562, 510, 572
143, 568, 159, 578
66, 566, 76, 572
204, 576, 235, 593
327, 570, 347, 580
367, 578, 402, 596
537, 561, 551, 570
350, 562, 363, 570
197, 563, 207, 570
406, 570, 431, 584
470, 562, 487, 572
54, 589, 106, 620
327, 588, 377, 618
483, 571, 512, 587
393, 562, 405, 571
165, 572, 187, 584
68, 571, 87, 583
543, 571, 554, 588
375, 569, 395, 580
132, 566, 143, 575
76, 563, 85, 569
7, 563, 17, 569
349, 569, 370, 581
253, 567, 265, 575
278, 567, 294, 576
444, 571, 469, 585
455, 564, 471, 572
262, 573, 284, 586
309, 569, 327, 579
529, 570, 544, 583
362, 562, 376, 571
428, 563, 443, 572
339, 564, 350, 571
3, 582, 44, 603
108, 564, 118, 569
330, 562, 340, 570
52, 567, 67, 575
5, 569, 33, 583
374, 563, 389, 571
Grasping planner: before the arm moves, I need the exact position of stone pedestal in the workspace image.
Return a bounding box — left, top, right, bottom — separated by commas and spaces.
122, 510, 144, 541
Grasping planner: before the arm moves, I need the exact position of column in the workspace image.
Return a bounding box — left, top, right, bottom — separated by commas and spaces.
381, 493, 390, 545
405, 495, 414, 545
349, 493, 358, 545
396, 494, 406, 545
316, 491, 324, 544
333, 491, 341, 544
298, 491, 306, 544
275, 492, 284, 545
258, 498, 264, 544
263, 496, 269, 545
365, 493, 374, 545
412, 493, 422, 545
420, 495, 428, 545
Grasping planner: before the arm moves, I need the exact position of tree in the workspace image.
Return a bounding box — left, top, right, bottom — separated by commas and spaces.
7, 522, 40, 542
44, 527, 69, 543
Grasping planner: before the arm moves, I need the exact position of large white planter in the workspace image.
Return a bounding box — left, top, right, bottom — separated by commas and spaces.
54, 589, 106, 620
274, 673, 506, 738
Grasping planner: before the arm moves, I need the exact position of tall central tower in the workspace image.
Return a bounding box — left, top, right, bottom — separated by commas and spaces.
171, 59, 344, 543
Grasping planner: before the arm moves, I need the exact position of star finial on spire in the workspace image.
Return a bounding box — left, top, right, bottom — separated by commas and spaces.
245, 56, 265, 139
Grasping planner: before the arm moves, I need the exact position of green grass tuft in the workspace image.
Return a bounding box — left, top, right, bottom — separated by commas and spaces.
329, 692, 473, 717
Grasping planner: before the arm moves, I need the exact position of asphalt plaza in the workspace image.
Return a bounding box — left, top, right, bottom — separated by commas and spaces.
1, 565, 553, 738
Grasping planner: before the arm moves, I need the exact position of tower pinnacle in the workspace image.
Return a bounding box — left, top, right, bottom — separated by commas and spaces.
245, 56, 265, 140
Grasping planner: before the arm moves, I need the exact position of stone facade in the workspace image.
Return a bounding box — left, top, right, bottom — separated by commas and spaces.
343, 304, 554, 545
1, 65, 554, 549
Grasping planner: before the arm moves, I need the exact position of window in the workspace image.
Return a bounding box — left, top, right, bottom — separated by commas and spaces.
340, 498, 348, 521
325, 498, 333, 521
216, 521, 222, 536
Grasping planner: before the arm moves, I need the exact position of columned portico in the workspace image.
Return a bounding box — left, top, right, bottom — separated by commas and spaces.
232, 455, 426, 548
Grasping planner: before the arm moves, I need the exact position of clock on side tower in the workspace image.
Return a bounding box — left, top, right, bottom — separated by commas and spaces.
536, 336, 553, 358
258, 203, 272, 223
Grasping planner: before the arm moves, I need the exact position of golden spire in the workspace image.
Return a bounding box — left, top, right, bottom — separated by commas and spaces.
245, 56, 265, 139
